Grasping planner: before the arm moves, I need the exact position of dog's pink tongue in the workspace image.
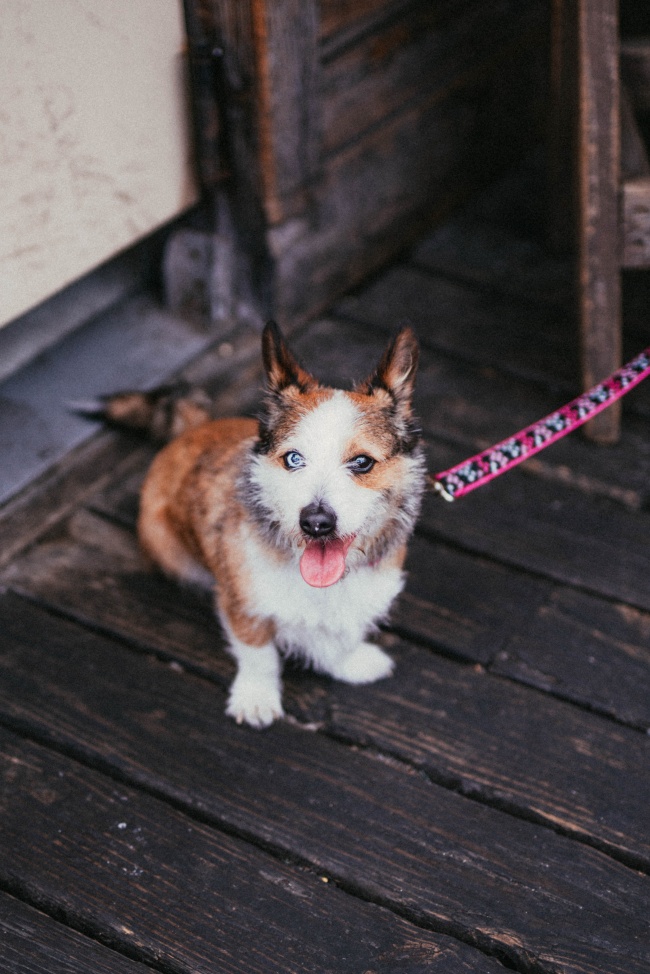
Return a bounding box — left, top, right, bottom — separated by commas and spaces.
300, 539, 348, 588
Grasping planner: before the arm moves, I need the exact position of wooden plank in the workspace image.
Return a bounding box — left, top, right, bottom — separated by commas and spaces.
575, 0, 622, 443
412, 216, 572, 309
335, 263, 650, 417
396, 536, 551, 664
320, 0, 536, 157
336, 264, 577, 386
271, 12, 546, 324
0, 892, 154, 974
622, 176, 650, 268
250, 0, 321, 223
492, 586, 650, 730
0, 433, 150, 572
0, 509, 231, 682
12, 490, 650, 731
321, 637, 650, 867
14, 517, 640, 856
1, 595, 649, 974
401, 544, 650, 730
319, 0, 399, 42
547, 0, 578, 254
420, 438, 650, 612
0, 731, 490, 974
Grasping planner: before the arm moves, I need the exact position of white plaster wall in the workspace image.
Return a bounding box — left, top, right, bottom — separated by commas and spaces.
0, 0, 199, 327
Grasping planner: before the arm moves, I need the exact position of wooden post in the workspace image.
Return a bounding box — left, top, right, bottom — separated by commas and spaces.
576, 0, 622, 443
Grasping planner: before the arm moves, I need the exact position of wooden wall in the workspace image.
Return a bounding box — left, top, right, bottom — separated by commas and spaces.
190, 0, 548, 327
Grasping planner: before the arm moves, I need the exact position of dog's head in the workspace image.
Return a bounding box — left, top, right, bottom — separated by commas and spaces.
243, 322, 426, 587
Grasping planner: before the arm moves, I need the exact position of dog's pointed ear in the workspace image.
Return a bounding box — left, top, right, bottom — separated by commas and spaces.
357, 325, 419, 408
262, 321, 317, 394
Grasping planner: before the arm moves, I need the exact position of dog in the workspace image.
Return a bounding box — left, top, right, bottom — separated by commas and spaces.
88, 322, 426, 727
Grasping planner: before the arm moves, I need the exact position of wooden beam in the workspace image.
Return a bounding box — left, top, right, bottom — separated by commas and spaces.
622, 176, 650, 268
576, 0, 622, 443
250, 0, 321, 224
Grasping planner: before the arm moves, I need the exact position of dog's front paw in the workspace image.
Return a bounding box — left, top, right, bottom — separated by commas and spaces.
225, 641, 284, 729
332, 642, 394, 685
226, 675, 284, 729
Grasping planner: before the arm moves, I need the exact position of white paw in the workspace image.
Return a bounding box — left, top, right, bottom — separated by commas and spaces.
225, 641, 284, 729
226, 676, 284, 728
331, 642, 394, 685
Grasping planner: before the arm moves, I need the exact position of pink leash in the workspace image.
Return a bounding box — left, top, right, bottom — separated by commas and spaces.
431, 347, 650, 501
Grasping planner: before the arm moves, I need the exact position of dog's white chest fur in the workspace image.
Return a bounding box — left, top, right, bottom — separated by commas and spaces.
242, 523, 404, 671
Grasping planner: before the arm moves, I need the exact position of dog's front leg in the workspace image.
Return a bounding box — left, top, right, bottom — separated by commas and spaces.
225, 637, 284, 729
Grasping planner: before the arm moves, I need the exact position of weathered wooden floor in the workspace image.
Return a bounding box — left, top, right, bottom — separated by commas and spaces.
1, 164, 649, 974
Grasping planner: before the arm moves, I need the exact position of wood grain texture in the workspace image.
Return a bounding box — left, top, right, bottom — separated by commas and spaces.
0, 892, 154, 974
12, 520, 647, 862
420, 439, 650, 612
0, 731, 494, 974
492, 585, 650, 730
576, 0, 622, 442
272, 8, 546, 325
0, 595, 649, 974
622, 176, 650, 268
320, 0, 533, 156
250, 0, 321, 223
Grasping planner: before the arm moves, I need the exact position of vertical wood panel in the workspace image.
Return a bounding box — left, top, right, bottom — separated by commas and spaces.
250, 0, 321, 224
577, 0, 622, 442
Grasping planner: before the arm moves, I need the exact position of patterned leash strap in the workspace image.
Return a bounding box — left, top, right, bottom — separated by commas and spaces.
431, 347, 650, 502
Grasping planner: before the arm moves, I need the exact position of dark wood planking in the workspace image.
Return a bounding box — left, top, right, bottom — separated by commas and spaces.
0, 731, 493, 974
2, 588, 650, 869
0, 433, 149, 573
1, 596, 649, 974
492, 586, 650, 730
1, 509, 231, 683
402, 537, 650, 730
397, 535, 551, 664
420, 438, 650, 612
192, 0, 546, 325
412, 215, 573, 310
0, 892, 155, 974
322, 638, 650, 866
336, 264, 577, 386
250, 0, 321, 224
320, 0, 540, 157
337, 258, 650, 418
622, 176, 650, 268
3, 523, 650, 862
547, 0, 624, 443
274, 19, 545, 325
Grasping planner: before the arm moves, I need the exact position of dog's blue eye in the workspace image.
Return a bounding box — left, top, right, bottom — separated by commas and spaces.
283, 450, 305, 470
347, 455, 375, 474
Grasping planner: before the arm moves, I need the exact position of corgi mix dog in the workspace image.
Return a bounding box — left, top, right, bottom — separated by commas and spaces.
92, 323, 426, 727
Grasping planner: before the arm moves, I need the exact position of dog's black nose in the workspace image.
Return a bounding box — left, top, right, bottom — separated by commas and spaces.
300, 502, 337, 538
